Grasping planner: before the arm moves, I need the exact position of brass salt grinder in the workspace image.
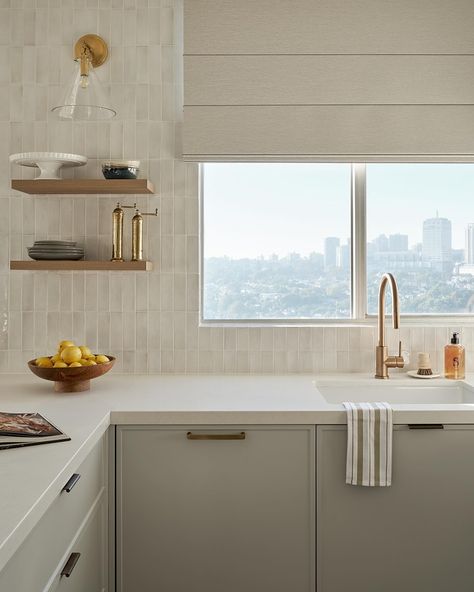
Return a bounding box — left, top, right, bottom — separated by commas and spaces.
131, 208, 158, 261
111, 202, 136, 261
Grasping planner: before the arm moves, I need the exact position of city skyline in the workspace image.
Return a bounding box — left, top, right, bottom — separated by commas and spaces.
206, 215, 474, 270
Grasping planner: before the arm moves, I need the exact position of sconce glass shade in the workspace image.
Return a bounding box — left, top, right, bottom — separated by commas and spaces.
51, 59, 116, 121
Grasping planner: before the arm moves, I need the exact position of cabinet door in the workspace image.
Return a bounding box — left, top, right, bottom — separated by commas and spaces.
52, 495, 107, 592
317, 425, 474, 592
117, 425, 315, 592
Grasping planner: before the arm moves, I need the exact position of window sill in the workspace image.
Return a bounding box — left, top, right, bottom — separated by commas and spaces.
200, 315, 474, 328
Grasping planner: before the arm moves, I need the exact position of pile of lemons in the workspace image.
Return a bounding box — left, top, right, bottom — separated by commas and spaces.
35, 340, 110, 368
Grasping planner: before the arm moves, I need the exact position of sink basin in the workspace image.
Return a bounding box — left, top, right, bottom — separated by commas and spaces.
315, 383, 474, 405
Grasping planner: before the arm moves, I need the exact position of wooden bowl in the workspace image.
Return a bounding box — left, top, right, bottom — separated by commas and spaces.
28, 357, 115, 393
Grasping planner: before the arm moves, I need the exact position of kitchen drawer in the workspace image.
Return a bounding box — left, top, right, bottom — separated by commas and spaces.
47, 493, 107, 592
0, 434, 106, 592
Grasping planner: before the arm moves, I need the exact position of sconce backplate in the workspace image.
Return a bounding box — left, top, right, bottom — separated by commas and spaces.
74, 34, 109, 68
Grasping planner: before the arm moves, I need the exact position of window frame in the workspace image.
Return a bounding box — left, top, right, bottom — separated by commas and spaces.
199, 163, 474, 327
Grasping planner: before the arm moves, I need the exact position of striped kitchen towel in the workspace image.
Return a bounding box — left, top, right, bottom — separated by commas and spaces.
342, 402, 393, 487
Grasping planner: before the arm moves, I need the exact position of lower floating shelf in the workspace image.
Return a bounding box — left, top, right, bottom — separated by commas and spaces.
10, 260, 153, 271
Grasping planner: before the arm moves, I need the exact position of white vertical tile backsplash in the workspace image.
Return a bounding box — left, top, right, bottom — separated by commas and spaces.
0, 0, 472, 374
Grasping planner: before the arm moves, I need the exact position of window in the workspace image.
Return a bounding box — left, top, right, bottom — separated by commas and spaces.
366, 164, 474, 316
202, 163, 352, 320
202, 163, 474, 322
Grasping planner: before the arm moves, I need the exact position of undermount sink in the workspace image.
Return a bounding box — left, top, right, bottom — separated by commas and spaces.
315, 382, 474, 405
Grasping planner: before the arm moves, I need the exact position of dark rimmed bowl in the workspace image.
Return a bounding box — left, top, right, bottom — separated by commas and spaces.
102, 165, 139, 180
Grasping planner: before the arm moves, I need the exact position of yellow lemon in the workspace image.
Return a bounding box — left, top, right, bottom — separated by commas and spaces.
58, 340, 75, 351
78, 358, 89, 365
95, 355, 110, 364
61, 346, 82, 364
79, 345, 93, 359
51, 353, 61, 363
53, 361, 68, 368
68, 362, 82, 367
83, 359, 97, 366
36, 357, 53, 368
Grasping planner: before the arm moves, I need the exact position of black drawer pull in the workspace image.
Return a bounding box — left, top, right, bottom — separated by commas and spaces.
62, 473, 81, 493
408, 424, 444, 430
61, 552, 81, 577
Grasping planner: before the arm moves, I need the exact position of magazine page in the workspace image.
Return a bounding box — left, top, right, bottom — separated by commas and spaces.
0, 412, 63, 437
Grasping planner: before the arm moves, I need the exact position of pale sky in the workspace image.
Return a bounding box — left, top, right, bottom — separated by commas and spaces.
203, 163, 474, 258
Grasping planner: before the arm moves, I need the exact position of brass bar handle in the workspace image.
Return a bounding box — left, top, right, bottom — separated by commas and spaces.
186, 431, 246, 441
61, 552, 81, 578
408, 424, 444, 430
62, 473, 81, 493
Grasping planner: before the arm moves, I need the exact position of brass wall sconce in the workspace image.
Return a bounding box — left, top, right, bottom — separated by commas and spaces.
51, 34, 116, 121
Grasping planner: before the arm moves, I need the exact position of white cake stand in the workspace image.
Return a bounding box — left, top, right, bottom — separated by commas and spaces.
9, 152, 87, 180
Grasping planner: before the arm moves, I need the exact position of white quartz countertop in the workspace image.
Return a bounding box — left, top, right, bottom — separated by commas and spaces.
1, 371, 474, 572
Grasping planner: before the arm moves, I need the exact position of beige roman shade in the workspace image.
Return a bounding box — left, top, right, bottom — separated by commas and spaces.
183, 0, 474, 161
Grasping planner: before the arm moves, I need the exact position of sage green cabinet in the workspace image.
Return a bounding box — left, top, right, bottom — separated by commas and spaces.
317, 425, 474, 592
116, 425, 315, 592
0, 435, 108, 592
51, 495, 107, 592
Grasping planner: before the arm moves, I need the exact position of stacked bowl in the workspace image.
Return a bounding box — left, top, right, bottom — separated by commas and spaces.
27, 240, 84, 261
102, 159, 140, 179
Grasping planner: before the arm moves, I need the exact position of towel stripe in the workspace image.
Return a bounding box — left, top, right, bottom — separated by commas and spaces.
343, 401, 393, 487
357, 404, 364, 484
346, 402, 353, 484
374, 407, 380, 486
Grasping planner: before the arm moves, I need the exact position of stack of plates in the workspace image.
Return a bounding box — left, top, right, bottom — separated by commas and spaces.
27, 241, 84, 261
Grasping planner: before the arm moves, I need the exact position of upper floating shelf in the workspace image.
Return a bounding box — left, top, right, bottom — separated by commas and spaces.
11, 179, 155, 195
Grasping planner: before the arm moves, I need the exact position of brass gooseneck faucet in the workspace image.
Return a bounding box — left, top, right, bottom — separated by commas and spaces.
375, 273, 404, 379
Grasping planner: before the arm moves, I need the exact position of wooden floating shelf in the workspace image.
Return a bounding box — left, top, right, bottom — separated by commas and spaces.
10, 260, 153, 271
11, 179, 155, 195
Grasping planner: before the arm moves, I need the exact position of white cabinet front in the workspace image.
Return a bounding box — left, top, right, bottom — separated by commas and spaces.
116, 425, 315, 592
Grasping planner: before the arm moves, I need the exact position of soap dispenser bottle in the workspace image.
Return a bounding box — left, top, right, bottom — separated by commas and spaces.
444, 332, 465, 379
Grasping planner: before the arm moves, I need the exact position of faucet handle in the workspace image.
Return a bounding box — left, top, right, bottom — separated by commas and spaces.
398, 340, 410, 364
388, 340, 405, 370
401, 349, 410, 365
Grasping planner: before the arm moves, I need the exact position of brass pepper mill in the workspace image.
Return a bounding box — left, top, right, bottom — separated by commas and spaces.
111, 202, 136, 261
131, 208, 158, 261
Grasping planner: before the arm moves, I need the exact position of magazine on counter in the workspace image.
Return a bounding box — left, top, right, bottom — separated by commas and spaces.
0, 412, 70, 450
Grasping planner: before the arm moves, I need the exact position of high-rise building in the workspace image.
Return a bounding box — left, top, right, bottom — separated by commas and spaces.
324, 237, 340, 269
389, 234, 408, 252
372, 234, 389, 252
465, 223, 474, 264
422, 216, 452, 269
336, 240, 350, 269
